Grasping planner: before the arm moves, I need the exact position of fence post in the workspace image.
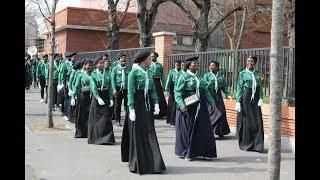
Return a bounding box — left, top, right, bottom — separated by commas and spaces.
152, 32, 175, 78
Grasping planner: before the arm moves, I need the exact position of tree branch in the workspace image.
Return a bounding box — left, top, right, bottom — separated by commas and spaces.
208, 6, 243, 36
170, 0, 196, 22
38, 1, 51, 24
119, 0, 131, 28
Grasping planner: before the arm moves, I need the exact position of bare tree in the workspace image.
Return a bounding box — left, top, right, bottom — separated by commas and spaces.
136, 0, 169, 47
286, 0, 295, 106
25, 0, 41, 48
94, 0, 133, 50
170, 0, 242, 52
31, 0, 59, 128
268, 0, 284, 179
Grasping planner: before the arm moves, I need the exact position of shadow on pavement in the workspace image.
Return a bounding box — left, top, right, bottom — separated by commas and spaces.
164, 166, 267, 174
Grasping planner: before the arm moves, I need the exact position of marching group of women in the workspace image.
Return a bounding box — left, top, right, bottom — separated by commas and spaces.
28, 50, 264, 174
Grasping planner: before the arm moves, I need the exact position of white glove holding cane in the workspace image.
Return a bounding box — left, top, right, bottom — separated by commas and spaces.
109, 100, 113, 107
129, 109, 136, 121
97, 98, 105, 105
153, 104, 160, 115
235, 102, 241, 112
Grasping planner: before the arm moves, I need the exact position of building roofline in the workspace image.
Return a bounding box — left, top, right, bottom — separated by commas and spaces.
43, 24, 139, 34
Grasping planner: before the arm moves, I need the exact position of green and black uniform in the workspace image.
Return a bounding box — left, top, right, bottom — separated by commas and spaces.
148, 61, 167, 118
235, 68, 264, 152
164, 68, 180, 125
127, 65, 166, 174
58, 59, 74, 117
174, 69, 217, 159
203, 71, 230, 136
111, 64, 131, 123
36, 59, 48, 100
87, 68, 115, 145
72, 70, 92, 138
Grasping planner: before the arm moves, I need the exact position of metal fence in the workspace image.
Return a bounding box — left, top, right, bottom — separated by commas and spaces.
77, 47, 155, 66
168, 46, 295, 100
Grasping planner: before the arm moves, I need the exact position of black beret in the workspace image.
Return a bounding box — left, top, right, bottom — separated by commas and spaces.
151, 52, 159, 57
53, 53, 60, 59
209, 60, 219, 67
117, 52, 126, 59
93, 55, 103, 66
133, 50, 150, 63
184, 56, 199, 68
65, 51, 77, 58
84, 59, 93, 65
248, 55, 257, 63
73, 61, 82, 70
174, 59, 181, 63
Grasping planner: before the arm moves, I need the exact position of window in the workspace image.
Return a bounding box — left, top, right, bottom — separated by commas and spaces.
182, 36, 193, 46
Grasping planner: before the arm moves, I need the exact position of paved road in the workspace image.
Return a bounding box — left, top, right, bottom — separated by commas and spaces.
25, 87, 295, 180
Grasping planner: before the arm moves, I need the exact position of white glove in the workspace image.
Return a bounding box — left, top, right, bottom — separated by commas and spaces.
57, 84, 64, 91
227, 96, 232, 100
153, 104, 160, 115
129, 109, 136, 121
258, 98, 263, 107
97, 98, 105, 105
70, 98, 75, 106
235, 102, 241, 112
68, 89, 72, 96
109, 100, 113, 107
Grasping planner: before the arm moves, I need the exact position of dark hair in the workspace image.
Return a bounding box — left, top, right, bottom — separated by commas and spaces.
103, 54, 109, 58
248, 55, 257, 63
209, 60, 219, 68
151, 52, 159, 57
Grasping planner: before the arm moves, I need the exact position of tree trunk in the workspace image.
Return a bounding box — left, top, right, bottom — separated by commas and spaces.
287, 0, 295, 106
236, 1, 248, 50
107, 1, 120, 50
229, 36, 235, 50
268, 0, 284, 179
194, 6, 210, 52
47, 1, 57, 128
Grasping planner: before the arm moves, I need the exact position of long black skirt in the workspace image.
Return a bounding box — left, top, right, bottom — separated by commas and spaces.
153, 78, 167, 119
166, 83, 176, 126
88, 90, 115, 144
175, 90, 217, 159
70, 89, 81, 124
209, 89, 230, 136
75, 91, 91, 138
236, 87, 264, 152
121, 109, 130, 162
129, 90, 166, 174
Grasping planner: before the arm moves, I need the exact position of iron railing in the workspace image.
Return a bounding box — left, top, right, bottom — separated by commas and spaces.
168, 46, 295, 100
77, 47, 155, 66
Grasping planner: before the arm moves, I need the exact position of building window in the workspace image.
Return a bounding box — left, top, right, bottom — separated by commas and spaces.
182, 36, 193, 46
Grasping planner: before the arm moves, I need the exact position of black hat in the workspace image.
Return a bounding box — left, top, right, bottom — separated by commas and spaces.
117, 52, 126, 59
174, 59, 181, 63
248, 55, 257, 63
53, 53, 60, 59
93, 55, 103, 66
84, 59, 93, 65
133, 50, 150, 63
73, 61, 82, 70
209, 60, 219, 67
65, 51, 77, 58
184, 56, 199, 68
151, 52, 159, 57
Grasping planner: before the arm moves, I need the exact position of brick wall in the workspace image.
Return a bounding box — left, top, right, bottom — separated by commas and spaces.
224, 99, 295, 138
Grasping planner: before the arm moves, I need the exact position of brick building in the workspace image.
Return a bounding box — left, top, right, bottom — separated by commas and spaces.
43, 0, 290, 54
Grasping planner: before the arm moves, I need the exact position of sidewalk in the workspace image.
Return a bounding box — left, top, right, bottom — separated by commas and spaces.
25, 87, 295, 180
